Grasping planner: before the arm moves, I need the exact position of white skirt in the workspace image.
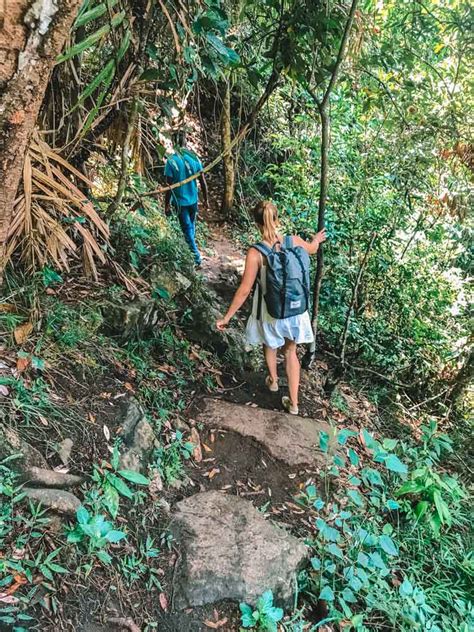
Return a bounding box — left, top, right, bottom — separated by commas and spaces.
245, 310, 314, 349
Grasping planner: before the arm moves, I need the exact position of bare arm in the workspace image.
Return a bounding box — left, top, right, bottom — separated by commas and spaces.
216, 249, 260, 329
199, 173, 209, 206
293, 228, 327, 255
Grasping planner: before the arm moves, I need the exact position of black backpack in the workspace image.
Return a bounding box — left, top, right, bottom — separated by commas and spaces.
253, 236, 310, 320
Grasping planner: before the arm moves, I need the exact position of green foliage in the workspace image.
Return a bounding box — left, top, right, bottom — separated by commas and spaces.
66, 505, 126, 567
91, 444, 150, 518
302, 425, 473, 631
396, 466, 466, 535
152, 429, 194, 484
240, 590, 284, 631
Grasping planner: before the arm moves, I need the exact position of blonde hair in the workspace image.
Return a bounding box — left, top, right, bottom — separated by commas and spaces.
253, 200, 278, 244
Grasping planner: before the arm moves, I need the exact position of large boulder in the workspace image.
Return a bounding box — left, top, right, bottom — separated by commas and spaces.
150, 266, 192, 299
117, 399, 156, 473
101, 298, 160, 339
185, 287, 248, 369
171, 490, 308, 609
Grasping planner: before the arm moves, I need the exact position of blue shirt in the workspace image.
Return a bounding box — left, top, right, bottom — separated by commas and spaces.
164, 150, 203, 207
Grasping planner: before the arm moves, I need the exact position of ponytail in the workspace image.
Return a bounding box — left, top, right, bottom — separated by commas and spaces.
253, 200, 278, 244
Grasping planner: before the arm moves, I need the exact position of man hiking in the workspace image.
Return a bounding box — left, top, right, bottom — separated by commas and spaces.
164, 129, 209, 267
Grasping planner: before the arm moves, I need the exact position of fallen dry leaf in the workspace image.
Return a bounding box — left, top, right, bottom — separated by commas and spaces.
0, 592, 19, 604
16, 355, 30, 373
202, 442, 213, 453
0, 385, 9, 397
124, 382, 134, 391
190, 428, 202, 463
203, 618, 228, 629
159, 592, 168, 612
0, 303, 16, 313
14, 321, 33, 345
103, 425, 111, 441
205, 467, 220, 480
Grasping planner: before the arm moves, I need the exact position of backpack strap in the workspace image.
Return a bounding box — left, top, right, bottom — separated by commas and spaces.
283, 235, 293, 249
251, 243, 271, 321
252, 242, 272, 257
292, 248, 310, 312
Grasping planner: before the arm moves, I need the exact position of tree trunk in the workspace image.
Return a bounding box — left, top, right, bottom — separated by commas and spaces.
339, 232, 377, 366
221, 79, 235, 215
302, 106, 329, 369
0, 0, 82, 273
109, 98, 139, 215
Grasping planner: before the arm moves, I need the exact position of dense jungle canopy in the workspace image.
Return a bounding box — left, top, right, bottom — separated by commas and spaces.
0, 0, 472, 630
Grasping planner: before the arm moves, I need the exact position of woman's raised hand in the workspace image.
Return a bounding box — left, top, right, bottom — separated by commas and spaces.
315, 228, 327, 244
216, 316, 230, 331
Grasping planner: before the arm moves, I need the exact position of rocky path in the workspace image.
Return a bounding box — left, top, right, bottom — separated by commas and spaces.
156, 223, 339, 629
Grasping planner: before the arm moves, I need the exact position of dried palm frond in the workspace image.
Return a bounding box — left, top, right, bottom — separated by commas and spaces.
6, 131, 110, 278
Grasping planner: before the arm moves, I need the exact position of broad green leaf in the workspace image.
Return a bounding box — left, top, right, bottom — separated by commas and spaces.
385, 454, 408, 475
311, 557, 321, 570
313, 497, 325, 510
379, 534, 398, 556
205, 33, 240, 66
108, 473, 133, 499
399, 578, 413, 597
96, 549, 112, 565
325, 543, 344, 559
368, 551, 387, 572
105, 530, 126, 543
337, 429, 357, 445
118, 470, 150, 485
76, 505, 89, 525
319, 586, 335, 601
319, 430, 329, 452
342, 587, 357, 603
257, 590, 274, 613
348, 448, 359, 466
103, 484, 120, 518
347, 489, 365, 507
362, 468, 384, 487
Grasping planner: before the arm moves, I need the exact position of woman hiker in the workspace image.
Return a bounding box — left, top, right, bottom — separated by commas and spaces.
216, 200, 326, 415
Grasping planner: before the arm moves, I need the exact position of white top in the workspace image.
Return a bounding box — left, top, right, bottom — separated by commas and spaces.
245, 255, 314, 350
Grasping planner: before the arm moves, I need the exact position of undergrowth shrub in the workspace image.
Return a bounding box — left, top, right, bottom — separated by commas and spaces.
298, 421, 473, 631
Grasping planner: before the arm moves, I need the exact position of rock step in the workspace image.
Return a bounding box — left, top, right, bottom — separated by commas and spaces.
23, 488, 81, 516
196, 398, 336, 467
171, 490, 308, 609
22, 467, 84, 488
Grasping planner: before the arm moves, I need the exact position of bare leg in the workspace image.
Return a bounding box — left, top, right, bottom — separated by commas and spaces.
283, 339, 300, 407
263, 345, 278, 385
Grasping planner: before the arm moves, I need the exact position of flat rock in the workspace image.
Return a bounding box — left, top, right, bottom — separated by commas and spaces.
22, 467, 84, 488
196, 398, 336, 467
171, 490, 308, 609
23, 488, 81, 516
117, 399, 156, 473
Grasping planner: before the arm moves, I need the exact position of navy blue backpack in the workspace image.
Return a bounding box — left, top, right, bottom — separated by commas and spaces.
253, 236, 310, 320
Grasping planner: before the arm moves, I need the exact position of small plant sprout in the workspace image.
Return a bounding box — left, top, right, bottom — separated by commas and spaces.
239, 590, 284, 631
